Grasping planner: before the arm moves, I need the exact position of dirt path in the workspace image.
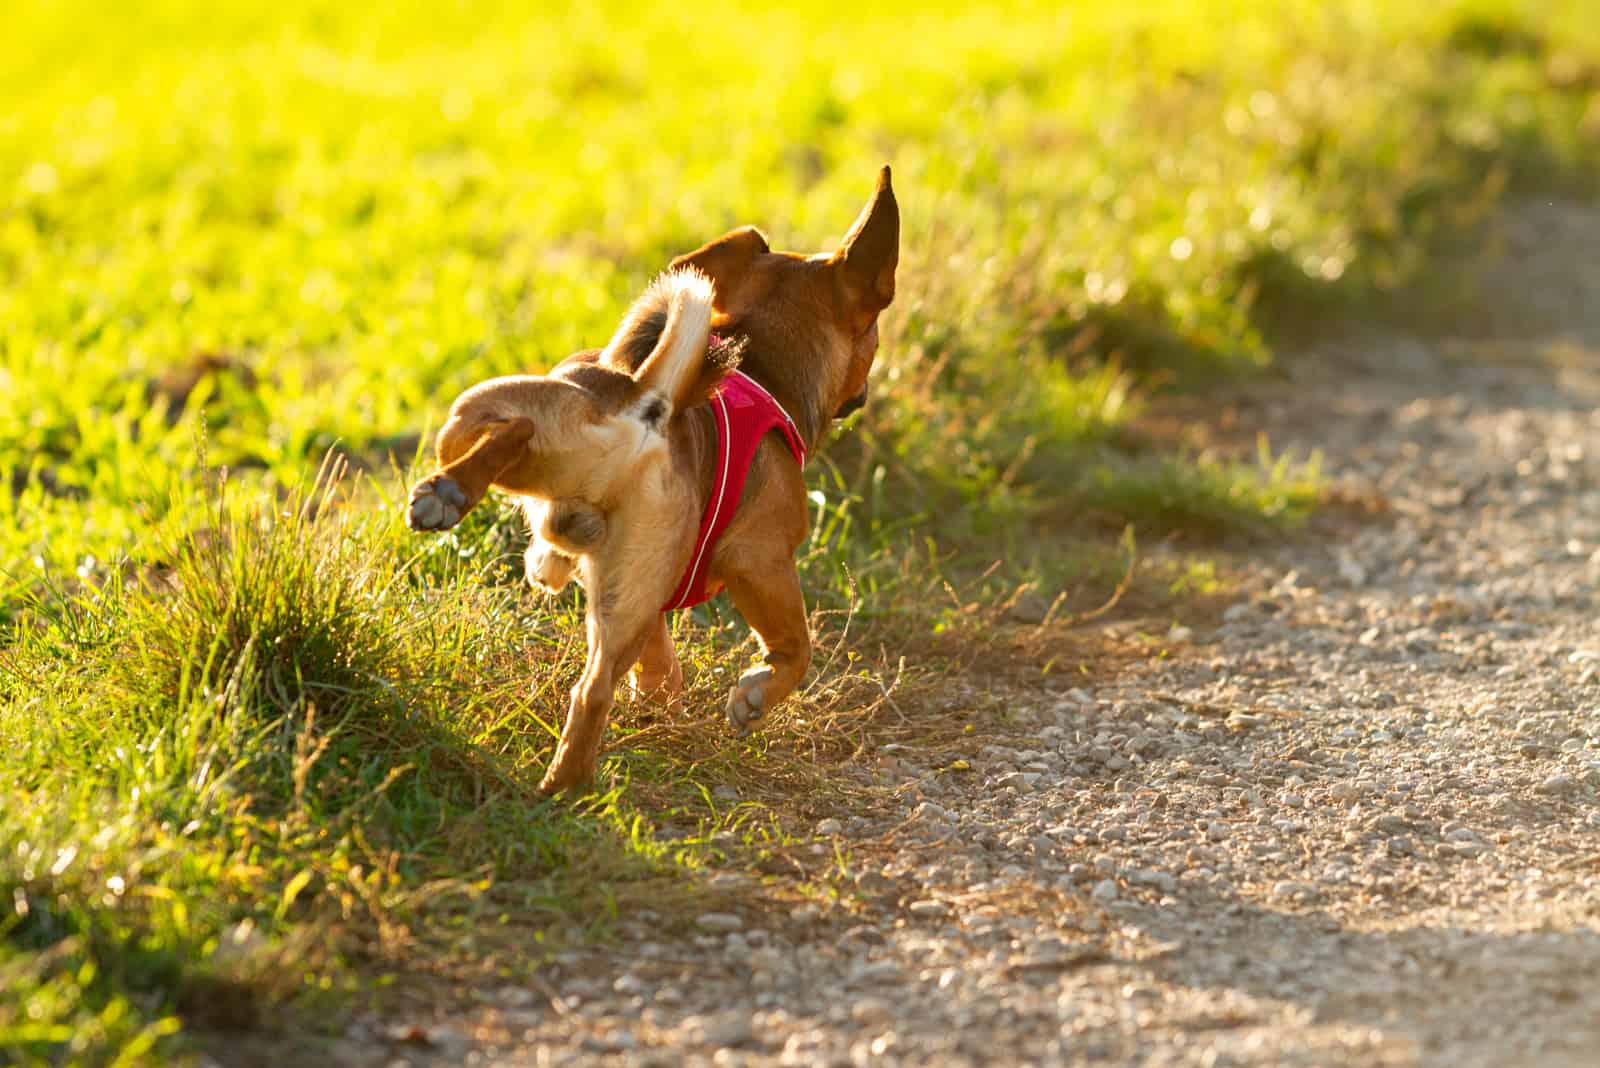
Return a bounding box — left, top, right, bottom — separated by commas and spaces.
328, 201, 1600, 1068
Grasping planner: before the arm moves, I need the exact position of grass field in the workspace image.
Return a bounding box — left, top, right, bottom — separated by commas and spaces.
3, 0, 1598, 1061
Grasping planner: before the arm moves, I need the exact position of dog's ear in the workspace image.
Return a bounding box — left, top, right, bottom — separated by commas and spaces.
833, 165, 898, 316
670, 227, 769, 315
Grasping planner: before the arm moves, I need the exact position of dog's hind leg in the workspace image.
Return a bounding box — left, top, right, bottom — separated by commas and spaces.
407, 417, 535, 532
539, 586, 656, 794
630, 614, 684, 708
719, 559, 812, 733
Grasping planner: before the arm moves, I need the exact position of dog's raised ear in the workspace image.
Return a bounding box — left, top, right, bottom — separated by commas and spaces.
669, 226, 769, 315
833, 165, 899, 316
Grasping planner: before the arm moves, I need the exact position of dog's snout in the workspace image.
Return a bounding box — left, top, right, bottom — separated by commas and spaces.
836, 387, 868, 418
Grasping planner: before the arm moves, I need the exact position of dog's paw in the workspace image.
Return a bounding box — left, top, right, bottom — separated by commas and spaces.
725, 666, 774, 733
406, 476, 468, 532
538, 755, 596, 796
630, 665, 685, 710
525, 540, 577, 593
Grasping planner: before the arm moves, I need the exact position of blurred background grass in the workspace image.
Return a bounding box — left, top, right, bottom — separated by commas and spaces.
2, 0, 1599, 1061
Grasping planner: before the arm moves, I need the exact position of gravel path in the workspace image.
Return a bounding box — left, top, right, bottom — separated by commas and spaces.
329, 201, 1600, 1068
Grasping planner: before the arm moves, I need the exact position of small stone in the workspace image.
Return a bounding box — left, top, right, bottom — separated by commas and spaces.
848, 959, 903, 984
493, 985, 536, 1008
995, 770, 1040, 791
1329, 781, 1364, 802
696, 912, 744, 932
913, 801, 948, 822
1540, 773, 1577, 796
907, 899, 946, 917
850, 998, 894, 1024
815, 818, 844, 836
1272, 880, 1318, 902
1131, 869, 1177, 893
1090, 879, 1119, 903
587, 1031, 636, 1053
685, 1012, 754, 1049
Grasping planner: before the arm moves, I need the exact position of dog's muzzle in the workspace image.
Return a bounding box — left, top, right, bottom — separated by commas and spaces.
835, 386, 868, 419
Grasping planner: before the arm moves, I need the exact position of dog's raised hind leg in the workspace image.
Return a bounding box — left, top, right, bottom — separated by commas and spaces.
407, 417, 535, 532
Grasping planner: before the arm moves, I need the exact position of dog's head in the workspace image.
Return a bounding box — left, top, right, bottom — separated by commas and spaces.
669, 166, 899, 435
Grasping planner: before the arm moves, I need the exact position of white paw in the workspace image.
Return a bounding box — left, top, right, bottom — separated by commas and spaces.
407, 477, 467, 531
725, 666, 774, 733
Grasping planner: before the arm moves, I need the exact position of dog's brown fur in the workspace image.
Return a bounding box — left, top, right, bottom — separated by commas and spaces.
406, 167, 899, 793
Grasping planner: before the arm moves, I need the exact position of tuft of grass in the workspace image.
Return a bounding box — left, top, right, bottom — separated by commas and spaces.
1076, 436, 1325, 539
0, 463, 721, 1063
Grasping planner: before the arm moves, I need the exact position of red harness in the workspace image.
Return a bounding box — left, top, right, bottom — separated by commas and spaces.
663, 370, 807, 611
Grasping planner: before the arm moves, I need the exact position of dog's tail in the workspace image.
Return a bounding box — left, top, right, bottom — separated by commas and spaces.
601, 268, 737, 418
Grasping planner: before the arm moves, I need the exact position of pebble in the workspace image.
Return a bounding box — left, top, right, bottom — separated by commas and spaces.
587, 1030, 636, 1052
1272, 880, 1319, 902
696, 913, 744, 932
683, 1012, 754, 1049
1132, 868, 1178, 893
1540, 773, 1577, 796
850, 998, 894, 1024
1090, 879, 1119, 903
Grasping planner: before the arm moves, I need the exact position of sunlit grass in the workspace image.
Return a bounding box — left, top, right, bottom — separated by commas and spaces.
3, 0, 1599, 1060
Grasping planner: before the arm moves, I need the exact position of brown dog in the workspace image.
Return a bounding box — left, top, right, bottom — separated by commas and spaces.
405, 167, 899, 793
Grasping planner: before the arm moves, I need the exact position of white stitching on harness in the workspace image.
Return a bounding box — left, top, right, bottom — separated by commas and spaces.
666, 390, 733, 610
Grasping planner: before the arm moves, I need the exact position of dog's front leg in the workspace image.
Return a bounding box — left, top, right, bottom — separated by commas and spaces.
720, 560, 811, 733
407, 417, 536, 532
630, 614, 684, 708
540, 597, 654, 794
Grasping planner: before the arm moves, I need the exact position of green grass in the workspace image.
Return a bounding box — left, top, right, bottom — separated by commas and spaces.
3, 0, 1599, 1061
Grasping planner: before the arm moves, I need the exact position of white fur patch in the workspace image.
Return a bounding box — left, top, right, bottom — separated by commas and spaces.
602, 268, 716, 417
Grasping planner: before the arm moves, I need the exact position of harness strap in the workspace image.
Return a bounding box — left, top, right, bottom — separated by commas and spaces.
662, 371, 806, 611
